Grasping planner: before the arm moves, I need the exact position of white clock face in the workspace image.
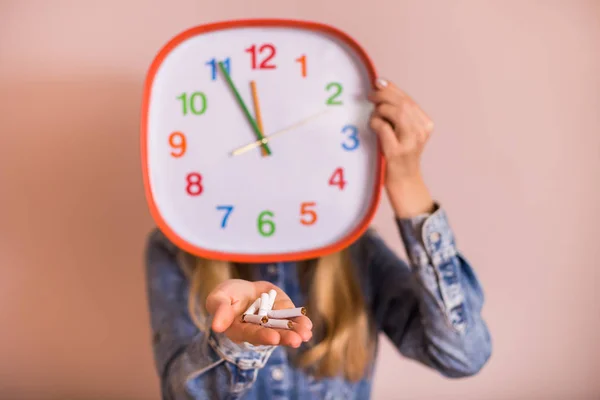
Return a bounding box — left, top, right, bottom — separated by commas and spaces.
142, 20, 383, 262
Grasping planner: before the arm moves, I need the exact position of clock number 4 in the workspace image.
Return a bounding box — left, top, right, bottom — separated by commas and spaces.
257, 210, 276, 237
177, 92, 207, 116
206, 58, 230, 80
325, 82, 343, 105
246, 44, 276, 69
328, 167, 347, 190
186, 172, 203, 196
216, 205, 234, 228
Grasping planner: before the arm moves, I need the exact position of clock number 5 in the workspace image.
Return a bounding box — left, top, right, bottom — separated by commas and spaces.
246, 44, 277, 69
341, 124, 359, 151
216, 205, 234, 228
300, 202, 317, 225
257, 210, 276, 237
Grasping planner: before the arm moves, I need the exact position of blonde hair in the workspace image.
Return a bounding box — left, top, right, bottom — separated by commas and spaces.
183, 249, 375, 381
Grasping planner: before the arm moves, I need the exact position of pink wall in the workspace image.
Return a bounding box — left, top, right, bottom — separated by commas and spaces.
1, 1, 599, 399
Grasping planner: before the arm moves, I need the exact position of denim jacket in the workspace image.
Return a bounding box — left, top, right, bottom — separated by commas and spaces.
145, 205, 492, 399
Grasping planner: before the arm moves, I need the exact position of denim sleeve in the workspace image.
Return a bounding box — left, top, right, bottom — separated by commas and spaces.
363, 205, 492, 378
145, 229, 276, 399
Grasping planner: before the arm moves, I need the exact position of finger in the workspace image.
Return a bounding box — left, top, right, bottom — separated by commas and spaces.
272, 298, 296, 311
229, 321, 281, 345
368, 86, 402, 106
206, 291, 235, 333
287, 321, 313, 342
370, 116, 398, 152
277, 329, 305, 348
374, 103, 400, 128
290, 315, 313, 330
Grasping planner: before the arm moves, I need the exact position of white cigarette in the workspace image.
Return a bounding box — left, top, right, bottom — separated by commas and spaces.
263, 318, 293, 330
267, 307, 306, 319
242, 314, 269, 325
267, 289, 277, 311
244, 298, 261, 315
258, 293, 270, 316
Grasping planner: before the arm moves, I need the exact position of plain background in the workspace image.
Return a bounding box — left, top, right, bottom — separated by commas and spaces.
1, 0, 599, 399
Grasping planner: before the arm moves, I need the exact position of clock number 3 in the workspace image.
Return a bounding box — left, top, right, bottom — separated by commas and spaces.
186, 172, 203, 196
246, 44, 277, 69
341, 124, 359, 151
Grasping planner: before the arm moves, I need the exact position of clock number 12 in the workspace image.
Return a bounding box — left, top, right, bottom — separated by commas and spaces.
246, 44, 277, 69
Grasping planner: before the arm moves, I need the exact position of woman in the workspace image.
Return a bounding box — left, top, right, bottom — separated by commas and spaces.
145, 78, 492, 399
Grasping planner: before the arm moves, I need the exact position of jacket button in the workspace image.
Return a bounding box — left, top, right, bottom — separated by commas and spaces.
429, 232, 441, 243
271, 367, 284, 381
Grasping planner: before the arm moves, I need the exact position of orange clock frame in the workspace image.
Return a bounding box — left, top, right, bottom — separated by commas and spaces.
140, 18, 385, 263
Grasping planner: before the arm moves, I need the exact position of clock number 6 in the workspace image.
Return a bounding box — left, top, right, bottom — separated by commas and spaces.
186, 172, 203, 196
258, 210, 276, 237
246, 44, 277, 69
300, 202, 317, 225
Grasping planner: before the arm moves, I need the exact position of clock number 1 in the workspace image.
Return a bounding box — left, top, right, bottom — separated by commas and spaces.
295, 54, 307, 78
177, 92, 207, 115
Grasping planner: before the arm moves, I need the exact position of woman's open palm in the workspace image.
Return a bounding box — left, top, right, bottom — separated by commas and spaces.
206, 279, 313, 347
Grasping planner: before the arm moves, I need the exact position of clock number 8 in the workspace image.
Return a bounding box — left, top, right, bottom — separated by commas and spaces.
186, 172, 203, 196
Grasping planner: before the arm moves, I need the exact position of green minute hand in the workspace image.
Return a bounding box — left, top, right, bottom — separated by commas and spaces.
218, 61, 272, 155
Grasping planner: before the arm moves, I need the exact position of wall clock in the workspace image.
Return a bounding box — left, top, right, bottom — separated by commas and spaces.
141, 18, 384, 263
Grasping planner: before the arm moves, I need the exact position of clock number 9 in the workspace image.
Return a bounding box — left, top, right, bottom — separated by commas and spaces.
246, 44, 277, 69
169, 132, 186, 157
257, 210, 275, 237
300, 202, 317, 225
325, 82, 343, 105
186, 172, 203, 196
341, 125, 359, 151
177, 92, 207, 116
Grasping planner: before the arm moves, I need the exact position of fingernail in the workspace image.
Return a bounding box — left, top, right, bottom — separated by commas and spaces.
376, 77, 388, 88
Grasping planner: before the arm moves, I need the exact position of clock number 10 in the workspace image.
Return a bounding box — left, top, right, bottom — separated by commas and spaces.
177, 92, 207, 116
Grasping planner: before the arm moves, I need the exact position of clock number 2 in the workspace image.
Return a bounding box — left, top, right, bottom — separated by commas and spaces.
186, 172, 203, 196
328, 167, 347, 190
257, 210, 276, 237
246, 44, 277, 69
216, 205, 234, 228
325, 82, 343, 105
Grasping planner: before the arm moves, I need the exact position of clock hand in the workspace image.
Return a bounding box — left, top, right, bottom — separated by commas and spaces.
230, 109, 332, 156
250, 80, 268, 157
218, 61, 272, 155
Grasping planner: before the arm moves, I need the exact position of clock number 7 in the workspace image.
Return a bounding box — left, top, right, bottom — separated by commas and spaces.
216, 205, 234, 228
